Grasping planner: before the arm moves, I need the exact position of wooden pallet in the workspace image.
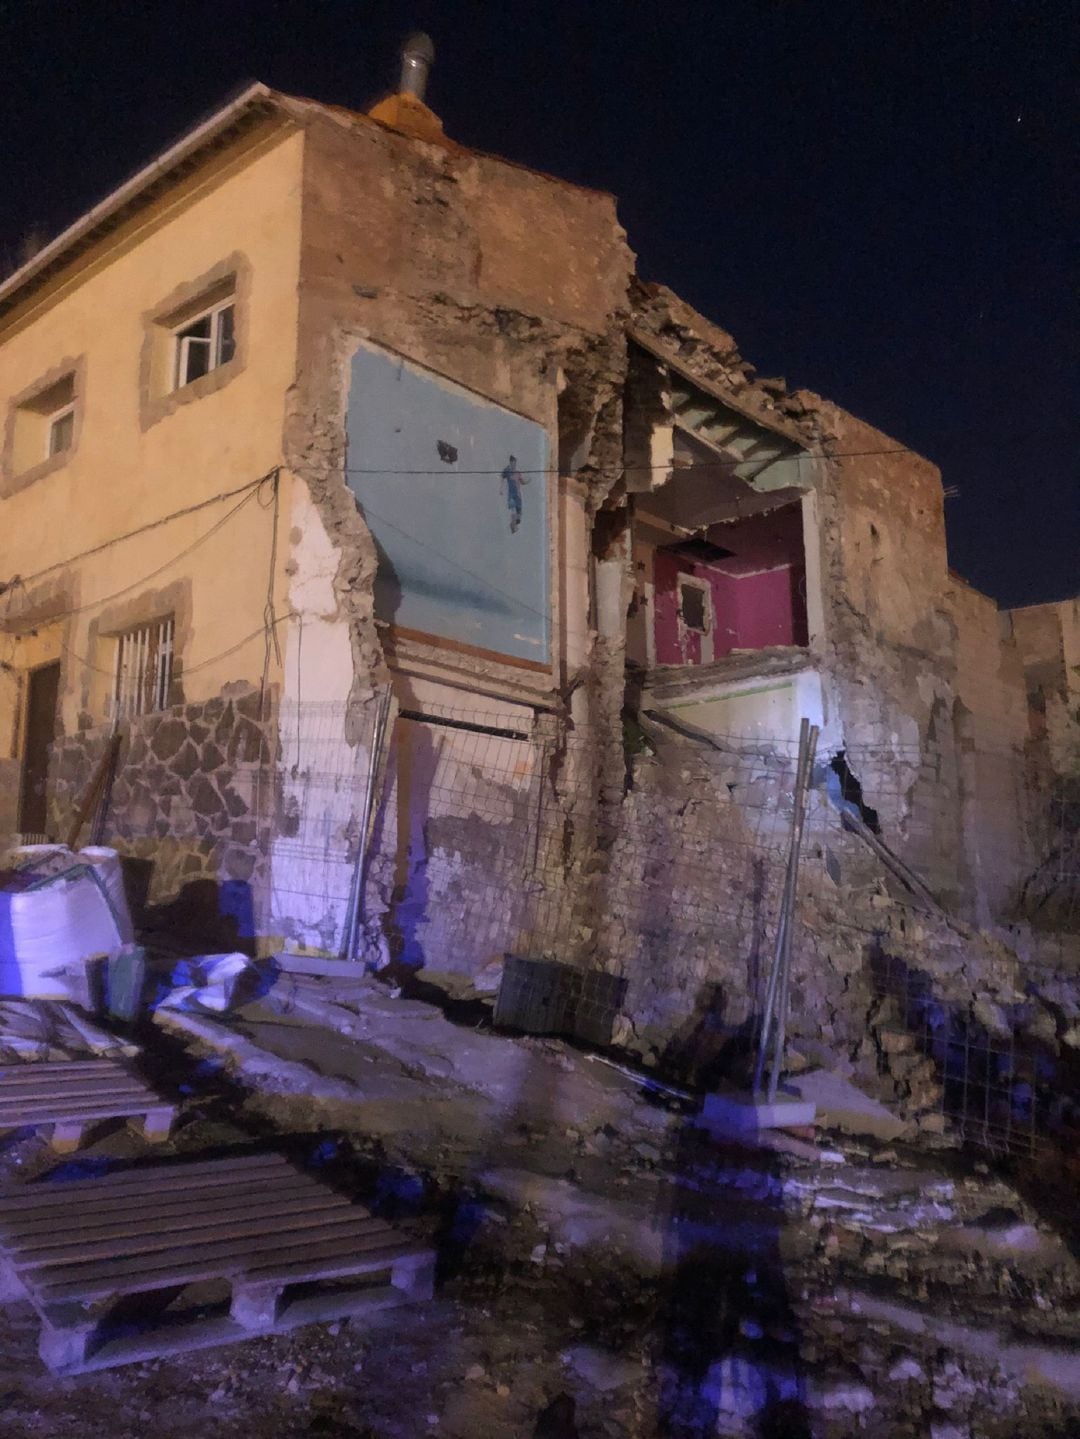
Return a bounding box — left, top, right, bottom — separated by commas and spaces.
0, 1151, 435, 1373
0, 1060, 175, 1151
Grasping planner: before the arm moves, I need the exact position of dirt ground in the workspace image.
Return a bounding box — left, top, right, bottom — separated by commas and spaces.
0, 976, 1077, 1438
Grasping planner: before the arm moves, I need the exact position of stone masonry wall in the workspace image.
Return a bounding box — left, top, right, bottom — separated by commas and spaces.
46, 684, 278, 948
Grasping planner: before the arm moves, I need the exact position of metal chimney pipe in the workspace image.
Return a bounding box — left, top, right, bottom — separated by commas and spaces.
399, 32, 435, 102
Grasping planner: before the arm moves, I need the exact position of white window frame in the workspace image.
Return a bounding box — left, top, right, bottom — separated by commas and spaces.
173, 299, 235, 391
112, 616, 175, 720
46, 402, 75, 459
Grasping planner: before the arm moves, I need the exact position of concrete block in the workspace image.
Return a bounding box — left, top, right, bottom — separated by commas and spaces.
273, 952, 368, 979
787, 1068, 908, 1142
699, 1092, 817, 1134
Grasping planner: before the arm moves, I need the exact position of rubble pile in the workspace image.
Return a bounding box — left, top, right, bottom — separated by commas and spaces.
142, 968, 1080, 1436
0, 998, 136, 1063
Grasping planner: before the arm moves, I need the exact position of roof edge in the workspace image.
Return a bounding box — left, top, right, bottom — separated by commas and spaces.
0, 82, 280, 321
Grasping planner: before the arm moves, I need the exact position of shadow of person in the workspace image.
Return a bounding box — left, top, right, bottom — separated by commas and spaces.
654, 1101, 811, 1436
660, 983, 760, 1093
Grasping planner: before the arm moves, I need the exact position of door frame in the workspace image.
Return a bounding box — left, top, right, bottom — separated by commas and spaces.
17, 658, 62, 836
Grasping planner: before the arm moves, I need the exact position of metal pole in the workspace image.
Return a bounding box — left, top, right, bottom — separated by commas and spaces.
753, 719, 811, 1094
766, 722, 819, 1102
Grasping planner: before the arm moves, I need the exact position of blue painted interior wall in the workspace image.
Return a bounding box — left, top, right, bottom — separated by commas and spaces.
346, 345, 551, 664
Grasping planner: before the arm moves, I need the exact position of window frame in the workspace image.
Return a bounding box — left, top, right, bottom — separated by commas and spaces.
46, 402, 76, 459
111, 615, 175, 720
1, 358, 84, 497
139, 255, 250, 431
172, 298, 236, 392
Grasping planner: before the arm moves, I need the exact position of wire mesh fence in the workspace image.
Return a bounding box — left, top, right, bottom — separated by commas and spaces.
867, 947, 1047, 1157
28, 690, 1080, 1155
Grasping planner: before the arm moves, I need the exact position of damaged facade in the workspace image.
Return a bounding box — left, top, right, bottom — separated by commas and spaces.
0, 77, 1074, 1059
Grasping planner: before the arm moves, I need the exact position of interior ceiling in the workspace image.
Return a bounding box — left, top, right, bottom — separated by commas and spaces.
632, 353, 810, 532
637, 428, 806, 530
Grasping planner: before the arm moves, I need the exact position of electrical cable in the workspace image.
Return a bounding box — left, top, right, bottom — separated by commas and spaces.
259, 468, 282, 717
56, 610, 295, 685
332, 445, 934, 477
1, 471, 275, 598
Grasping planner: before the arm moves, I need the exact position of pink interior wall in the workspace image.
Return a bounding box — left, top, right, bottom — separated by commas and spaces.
653, 549, 695, 664
710, 561, 800, 655
651, 503, 808, 666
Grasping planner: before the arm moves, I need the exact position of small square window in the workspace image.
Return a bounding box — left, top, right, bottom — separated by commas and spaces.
174, 301, 235, 390
8, 370, 77, 478
679, 580, 709, 634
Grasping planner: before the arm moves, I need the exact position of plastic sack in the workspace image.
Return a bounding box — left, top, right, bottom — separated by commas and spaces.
78, 847, 135, 944
0, 863, 124, 998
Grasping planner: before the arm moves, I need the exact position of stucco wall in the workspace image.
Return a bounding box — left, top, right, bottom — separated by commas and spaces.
0, 118, 304, 828
0, 116, 304, 868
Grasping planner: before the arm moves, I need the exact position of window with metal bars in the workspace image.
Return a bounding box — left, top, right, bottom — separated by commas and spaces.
112, 617, 175, 719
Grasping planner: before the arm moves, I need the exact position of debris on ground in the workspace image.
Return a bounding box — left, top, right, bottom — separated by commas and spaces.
0, 845, 133, 1001
0, 964, 1072, 1437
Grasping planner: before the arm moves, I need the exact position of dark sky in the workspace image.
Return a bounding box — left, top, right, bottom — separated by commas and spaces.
2, 1, 1076, 608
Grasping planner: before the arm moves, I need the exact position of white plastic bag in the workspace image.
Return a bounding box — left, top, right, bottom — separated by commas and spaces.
78, 847, 135, 944
0, 864, 123, 998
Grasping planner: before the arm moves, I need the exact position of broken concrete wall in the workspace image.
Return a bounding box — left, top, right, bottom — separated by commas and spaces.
946, 575, 1033, 924
1010, 595, 1080, 779
626, 282, 974, 911
1008, 596, 1080, 934
277, 99, 634, 964
807, 396, 969, 908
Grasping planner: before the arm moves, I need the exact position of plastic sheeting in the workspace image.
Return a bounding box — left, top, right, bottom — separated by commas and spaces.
156, 952, 262, 1014
0, 845, 133, 999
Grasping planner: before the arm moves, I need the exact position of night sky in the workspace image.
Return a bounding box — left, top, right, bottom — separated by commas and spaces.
2, 1, 1076, 609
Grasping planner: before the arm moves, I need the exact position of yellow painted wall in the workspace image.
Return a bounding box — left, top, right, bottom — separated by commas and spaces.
0, 120, 304, 761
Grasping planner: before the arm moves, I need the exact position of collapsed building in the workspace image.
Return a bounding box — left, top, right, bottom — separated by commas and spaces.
0, 54, 1076, 1077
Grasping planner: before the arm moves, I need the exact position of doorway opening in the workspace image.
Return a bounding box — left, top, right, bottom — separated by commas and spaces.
18, 660, 60, 835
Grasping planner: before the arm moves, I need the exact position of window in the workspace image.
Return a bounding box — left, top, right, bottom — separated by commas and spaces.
47, 403, 75, 458
8, 371, 77, 477
113, 617, 174, 719
174, 300, 235, 389
140, 259, 248, 427
679, 578, 710, 634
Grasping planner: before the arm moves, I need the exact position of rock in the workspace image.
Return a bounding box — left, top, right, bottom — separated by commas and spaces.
932, 1361, 979, 1410
533, 1393, 579, 1438
562, 1344, 641, 1393
465, 1364, 486, 1382
879, 1028, 915, 1055
887, 1354, 926, 1383
972, 998, 1010, 1035
787, 1069, 907, 1141
929, 1420, 970, 1439
809, 1377, 875, 1413
1020, 1007, 1057, 1044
